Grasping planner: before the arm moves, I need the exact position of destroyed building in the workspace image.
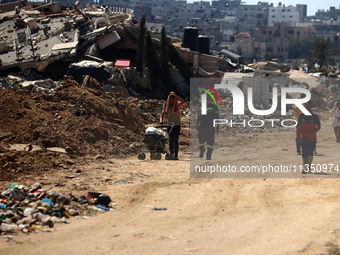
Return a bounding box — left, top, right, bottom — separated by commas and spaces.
0, 0, 137, 80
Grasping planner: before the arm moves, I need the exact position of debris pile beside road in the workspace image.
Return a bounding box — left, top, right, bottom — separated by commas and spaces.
0, 182, 112, 237
0, 76, 148, 181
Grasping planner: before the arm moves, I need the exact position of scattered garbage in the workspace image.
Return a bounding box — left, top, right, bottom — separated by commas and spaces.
86, 192, 112, 207
152, 207, 168, 211
96, 205, 110, 211
0, 183, 112, 236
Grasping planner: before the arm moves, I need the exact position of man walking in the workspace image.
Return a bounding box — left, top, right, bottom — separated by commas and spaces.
296, 101, 321, 174
196, 96, 220, 160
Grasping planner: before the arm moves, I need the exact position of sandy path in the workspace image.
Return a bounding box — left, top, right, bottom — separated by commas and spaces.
1, 125, 340, 255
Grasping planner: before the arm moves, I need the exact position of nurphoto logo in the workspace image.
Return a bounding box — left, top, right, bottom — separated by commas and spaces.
200, 83, 312, 128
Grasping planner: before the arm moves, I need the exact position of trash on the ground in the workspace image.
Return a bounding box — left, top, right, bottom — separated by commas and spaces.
0, 183, 112, 236
96, 205, 110, 211
152, 207, 168, 211
86, 192, 112, 207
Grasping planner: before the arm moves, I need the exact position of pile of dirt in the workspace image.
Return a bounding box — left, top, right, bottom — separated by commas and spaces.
120, 97, 190, 125
0, 78, 149, 181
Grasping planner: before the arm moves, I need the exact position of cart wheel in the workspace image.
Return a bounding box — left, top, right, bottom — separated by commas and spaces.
165, 153, 173, 160
150, 153, 155, 160
138, 153, 146, 160
155, 153, 162, 160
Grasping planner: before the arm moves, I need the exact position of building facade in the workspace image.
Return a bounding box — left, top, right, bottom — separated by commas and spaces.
267, 4, 300, 26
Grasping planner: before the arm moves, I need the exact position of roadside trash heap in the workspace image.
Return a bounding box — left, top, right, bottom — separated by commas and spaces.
0, 183, 111, 236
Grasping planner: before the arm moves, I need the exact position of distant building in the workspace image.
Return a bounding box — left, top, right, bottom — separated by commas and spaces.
146, 22, 164, 32
265, 38, 289, 60
315, 6, 340, 19
314, 24, 340, 42
234, 32, 253, 58
260, 22, 315, 40
267, 4, 300, 26
134, 6, 152, 22
211, 0, 241, 11
296, 4, 307, 22
239, 2, 273, 26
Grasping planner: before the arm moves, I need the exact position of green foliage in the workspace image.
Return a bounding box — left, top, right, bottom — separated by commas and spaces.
264, 54, 273, 61
125, 68, 148, 90
293, 66, 299, 70
310, 67, 328, 73
123, 21, 193, 95
145, 31, 162, 91
305, 36, 336, 68
288, 39, 312, 59
160, 26, 176, 92
136, 15, 146, 75
168, 42, 192, 86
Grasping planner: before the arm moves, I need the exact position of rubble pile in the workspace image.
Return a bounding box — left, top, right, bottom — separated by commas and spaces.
289, 71, 340, 109
0, 77, 148, 180
1, 70, 61, 95
0, 0, 136, 76
0, 182, 112, 237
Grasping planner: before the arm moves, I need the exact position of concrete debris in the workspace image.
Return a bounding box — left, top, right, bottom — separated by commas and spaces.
96, 30, 120, 50
67, 60, 113, 84
0, 0, 134, 74
81, 75, 104, 93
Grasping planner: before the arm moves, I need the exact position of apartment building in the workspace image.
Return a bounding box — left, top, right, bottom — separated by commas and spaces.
238, 2, 273, 26
211, 0, 241, 11
260, 22, 315, 40
267, 4, 300, 26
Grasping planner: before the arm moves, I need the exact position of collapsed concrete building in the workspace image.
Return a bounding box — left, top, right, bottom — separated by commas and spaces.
0, 0, 135, 78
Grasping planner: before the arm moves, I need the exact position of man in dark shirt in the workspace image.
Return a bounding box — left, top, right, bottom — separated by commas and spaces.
296, 101, 321, 174
196, 96, 220, 160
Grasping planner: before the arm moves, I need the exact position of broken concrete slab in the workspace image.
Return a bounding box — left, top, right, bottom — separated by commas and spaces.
24, 18, 39, 33
67, 60, 112, 83
9, 144, 43, 152
7, 74, 25, 82
96, 31, 120, 50
47, 147, 67, 154
51, 41, 78, 52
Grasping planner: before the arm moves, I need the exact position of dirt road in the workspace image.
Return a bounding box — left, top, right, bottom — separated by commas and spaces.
1, 126, 340, 255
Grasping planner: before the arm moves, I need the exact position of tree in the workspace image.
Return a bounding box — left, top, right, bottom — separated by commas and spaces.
145, 32, 161, 91
167, 41, 192, 86
288, 39, 312, 59
160, 26, 176, 92
136, 15, 146, 75
305, 37, 336, 69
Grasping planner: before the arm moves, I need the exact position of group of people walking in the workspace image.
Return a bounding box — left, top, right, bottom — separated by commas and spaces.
161, 91, 338, 174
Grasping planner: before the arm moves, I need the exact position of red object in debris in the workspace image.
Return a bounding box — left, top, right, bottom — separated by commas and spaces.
115, 59, 131, 68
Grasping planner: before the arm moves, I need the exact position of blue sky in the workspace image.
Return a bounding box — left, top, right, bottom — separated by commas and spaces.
187, 0, 340, 16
